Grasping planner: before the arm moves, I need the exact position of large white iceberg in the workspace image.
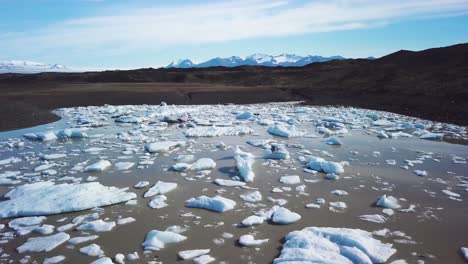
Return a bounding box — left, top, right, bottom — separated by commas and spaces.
234, 147, 255, 182
274, 227, 396, 263
0, 182, 136, 218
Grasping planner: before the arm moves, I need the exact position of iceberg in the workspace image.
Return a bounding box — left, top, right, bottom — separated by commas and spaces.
268, 125, 304, 138
178, 249, 211, 260
185, 195, 236, 212
144, 181, 178, 198
280, 175, 301, 185
271, 207, 301, 224
376, 195, 401, 209
142, 230, 187, 251
17, 232, 70, 253
306, 156, 345, 174
264, 144, 290, 160
239, 234, 269, 247
234, 147, 255, 182
84, 160, 112, 172
145, 141, 187, 153
214, 179, 246, 187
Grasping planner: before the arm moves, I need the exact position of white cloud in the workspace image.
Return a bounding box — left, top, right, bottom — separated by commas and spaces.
2, 0, 468, 56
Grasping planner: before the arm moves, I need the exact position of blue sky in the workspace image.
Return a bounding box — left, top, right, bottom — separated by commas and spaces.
1, 0, 468, 70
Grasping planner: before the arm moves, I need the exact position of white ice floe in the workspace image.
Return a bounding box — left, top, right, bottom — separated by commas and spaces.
264, 144, 290, 160
149, 195, 168, 209
239, 234, 269, 247
420, 132, 443, 140
178, 249, 211, 260
461, 247, 468, 261
134, 181, 149, 188
214, 179, 246, 187
16, 232, 70, 253
91, 257, 114, 264
56, 128, 88, 139
190, 158, 216, 171
41, 153, 67, 160
68, 235, 99, 245
76, 219, 116, 232
0, 157, 21, 166
413, 170, 427, 177
280, 175, 301, 185
185, 195, 236, 212
442, 189, 461, 197
274, 227, 396, 263
241, 215, 265, 226
23, 131, 57, 141
0, 182, 136, 218
306, 156, 345, 174
144, 181, 178, 198
193, 254, 215, 264
268, 125, 304, 138
185, 126, 254, 137
145, 141, 187, 153
116, 217, 136, 225
240, 191, 262, 202
322, 137, 343, 145
80, 243, 104, 257
359, 214, 387, 224
114, 162, 135, 171
142, 230, 187, 251
236, 111, 254, 120
84, 160, 112, 172
376, 195, 401, 209
234, 147, 255, 182
43, 255, 66, 264
271, 207, 301, 224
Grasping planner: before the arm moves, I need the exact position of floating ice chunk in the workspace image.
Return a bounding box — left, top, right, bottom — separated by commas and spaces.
240, 191, 262, 202
329, 202, 347, 210
145, 141, 187, 153
76, 219, 116, 232
16, 232, 70, 253
175, 154, 195, 163
377, 131, 389, 138
91, 257, 114, 264
43, 255, 66, 264
34, 224, 55, 235
134, 181, 149, 188
359, 214, 387, 224
84, 160, 111, 172
268, 125, 304, 138
274, 227, 396, 263
306, 156, 345, 174
241, 215, 265, 226
185, 126, 254, 137
56, 129, 88, 139
144, 181, 177, 198
239, 234, 269, 247
442, 189, 461, 197
41, 153, 67, 160
142, 230, 187, 251
193, 254, 215, 264
178, 249, 211, 260
373, 119, 394, 126
185, 195, 236, 212
23, 131, 58, 141
413, 170, 427, 177
0, 157, 21, 166
280, 175, 301, 185
149, 195, 168, 209
191, 158, 216, 171
376, 195, 401, 209
271, 207, 301, 224
331, 190, 348, 196
247, 139, 274, 147
234, 147, 255, 182
117, 217, 135, 225
114, 162, 135, 171
0, 182, 136, 218
322, 137, 343, 145
83, 147, 106, 153
420, 132, 443, 140
236, 111, 254, 120
214, 179, 246, 187
80, 244, 104, 257
68, 235, 99, 245
264, 144, 290, 160
172, 163, 191, 172
115, 115, 145, 123
461, 247, 468, 261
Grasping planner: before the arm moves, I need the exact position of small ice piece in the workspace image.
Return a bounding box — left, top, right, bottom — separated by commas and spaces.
191, 158, 216, 171
322, 137, 342, 145
239, 234, 269, 247
185, 195, 236, 212
175, 154, 195, 163
36, 131, 58, 141
240, 191, 262, 202
134, 181, 149, 188
460, 247, 468, 261
145, 141, 187, 153
178, 249, 211, 260
236, 111, 254, 120
84, 160, 112, 172
149, 195, 168, 209
34, 224, 55, 235
268, 125, 304, 138
271, 207, 301, 224
0, 182, 136, 218
264, 144, 290, 160
41, 153, 67, 160
91, 257, 113, 264
0, 156, 22, 166
442, 189, 461, 197
80, 244, 104, 257
56, 129, 88, 139
115, 254, 125, 264
114, 162, 135, 171
247, 139, 274, 147
76, 220, 116, 232
68, 235, 99, 245
144, 181, 177, 198
359, 214, 387, 223
376, 195, 401, 209
329, 202, 347, 210
280, 175, 301, 185
142, 230, 187, 251
234, 147, 255, 182
413, 170, 427, 177
172, 163, 191, 172
274, 227, 396, 263
241, 215, 265, 226
214, 179, 246, 187
420, 132, 443, 140
193, 255, 215, 264
306, 156, 344, 174
16, 232, 70, 253
43, 255, 66, 264
331, 190, 348, 196
116, 217, 136, 225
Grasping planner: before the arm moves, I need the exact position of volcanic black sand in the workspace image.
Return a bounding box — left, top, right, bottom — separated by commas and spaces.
0, 43, 467, 131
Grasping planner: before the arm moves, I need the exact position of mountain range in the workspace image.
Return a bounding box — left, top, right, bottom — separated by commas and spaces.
0, 60, 70, 73
166, 54, 346, 68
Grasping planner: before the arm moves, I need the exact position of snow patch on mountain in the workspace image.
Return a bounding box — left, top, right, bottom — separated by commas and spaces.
0, 60, 71, 73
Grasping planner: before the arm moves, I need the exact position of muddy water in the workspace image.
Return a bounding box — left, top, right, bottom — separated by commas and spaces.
0, 118, 467, 264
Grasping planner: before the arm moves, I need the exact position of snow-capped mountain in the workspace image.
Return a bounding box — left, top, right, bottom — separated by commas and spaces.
166, 53, 346, 68
0, 60, 71, 73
